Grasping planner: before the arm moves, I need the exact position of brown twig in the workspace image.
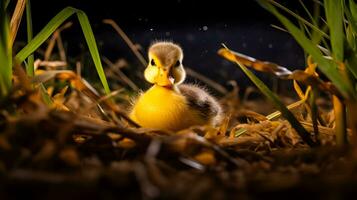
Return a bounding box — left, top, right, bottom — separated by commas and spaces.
80, 88, 125, 115
10, 0, 27, 46
44, 22, 72, 61
166, 133, 247, 167
44, 32, 58, 61
218, 48, 341, 97
34, 59, 67, 69
56, 33, 67, 62
76, 61, 81, 78
103, 19, 147, 67
102, 56, 139, 91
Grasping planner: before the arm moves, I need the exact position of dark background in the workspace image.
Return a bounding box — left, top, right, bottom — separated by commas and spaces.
15, 0, 311, 92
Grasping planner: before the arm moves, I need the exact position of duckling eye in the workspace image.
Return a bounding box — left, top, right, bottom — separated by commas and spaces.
174, 60, 181, 67
150, 59, 156, 66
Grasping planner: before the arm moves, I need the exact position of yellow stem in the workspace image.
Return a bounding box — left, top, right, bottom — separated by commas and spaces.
333, 95, 347, 146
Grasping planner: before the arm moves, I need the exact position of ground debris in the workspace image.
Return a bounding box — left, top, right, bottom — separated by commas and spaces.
1, 67, 357, 199
1, 102, 357, 199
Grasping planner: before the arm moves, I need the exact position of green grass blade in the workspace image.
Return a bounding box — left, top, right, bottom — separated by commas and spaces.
346, 1, 357, 34
346, 49, 357, 79
76, 11, 110, 94
298, 21, 309, 64
324, 0, 344, 61
39, 84, 53, 105
26, 0, 34, 76
258, 0, 355, 99
220, 47, 316, 147
350, 0, 357, 22
15, 7, 75, 62
299, 0, 315, 24
0, 0, 12, 98
5, 0, 10, 8
298, 0, 320, 42
299, 20, 311, 39
299, 0, 327, 46
344, 1, 357, 80
267, 0, 329, 39
15, 7, 110, 94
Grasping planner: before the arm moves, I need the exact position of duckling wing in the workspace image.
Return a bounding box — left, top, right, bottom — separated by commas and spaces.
178, 84, 222, 125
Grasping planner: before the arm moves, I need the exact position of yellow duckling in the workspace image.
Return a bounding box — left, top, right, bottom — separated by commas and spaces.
129, 41, 222, 131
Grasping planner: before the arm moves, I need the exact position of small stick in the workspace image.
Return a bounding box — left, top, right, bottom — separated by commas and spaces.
10, 0, 26, 46
102, 56, 139, 91
44, 32, 58, 61
76, 61, 81, 78
80, 88, 124, 115
56, 33, 66, 62
103, 19, 147, 67
44, 22, 72, 61
34, 59, 67, 69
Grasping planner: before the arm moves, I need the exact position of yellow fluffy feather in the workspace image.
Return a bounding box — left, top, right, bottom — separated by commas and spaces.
130, 85, 205, 131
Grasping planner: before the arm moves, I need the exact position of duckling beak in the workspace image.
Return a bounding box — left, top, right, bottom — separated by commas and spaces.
156, 68, 174, 87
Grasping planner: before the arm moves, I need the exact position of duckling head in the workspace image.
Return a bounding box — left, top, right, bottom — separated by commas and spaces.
144, 41, 186, 88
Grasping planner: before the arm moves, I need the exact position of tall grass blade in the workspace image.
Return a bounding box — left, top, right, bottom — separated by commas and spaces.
267, 0, 329, 39
299, 0, 327, 46
346, 50, 357, 80
15, 7, 74, 62
5, 0, 10, 8
0, 0, 12, 98
299, 0, 315, 25
258, 0, 355, 99
345, 1, 357, 34
76, 10, 110, 94
345, 1, 357, 79
15, 7, 110, 94
324, 0, 344, 61
350, 0, 357, 22
219, 47, 316, 147
26, 0, 34, 76
346, 25, 356, 51
339, 6, 357, 80
325, 0, 349, 145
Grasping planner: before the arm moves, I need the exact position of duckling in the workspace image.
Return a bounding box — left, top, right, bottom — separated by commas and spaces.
129, 41, 222, 131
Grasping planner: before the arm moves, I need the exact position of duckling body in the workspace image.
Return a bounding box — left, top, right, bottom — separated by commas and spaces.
129, 41, 222, 131
130, 85, 202, 131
